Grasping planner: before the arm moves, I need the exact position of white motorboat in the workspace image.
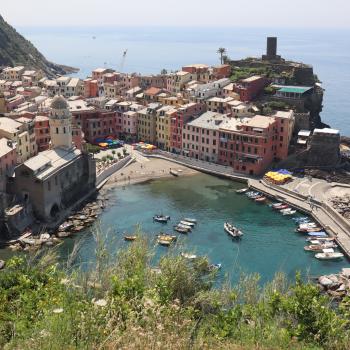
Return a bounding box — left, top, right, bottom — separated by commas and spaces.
176, 223, 192, 231
304, 243, 337, 252
280, 208, 296, 215
153, 215, 170, 223
180, 220, 195, 227
224, 222, 243, 238
183, 218, 197, 224
315, 248, 344, 260
306, 237, 335, 242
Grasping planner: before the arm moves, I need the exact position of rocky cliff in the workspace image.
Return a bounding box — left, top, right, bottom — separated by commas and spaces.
0, 15, 77, 77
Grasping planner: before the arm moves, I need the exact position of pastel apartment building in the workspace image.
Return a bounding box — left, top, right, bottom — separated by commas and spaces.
182, 64, 210, 82
212, 64, 232, 79
34, 115, 50, 151
0, 138, 17, 191
217, 113, 294, 175
156, 105, 177, 151
121, 103, 143, 140
2, 66, 25, 81
167, 71, 193, 93
0, 117, 37, 163
137, 103, 162, 144
182, 111, 231, 162
189, 78, 231, 100
170, 102, 207, 153
205, 96, 234, 114
84, 79, 99, 98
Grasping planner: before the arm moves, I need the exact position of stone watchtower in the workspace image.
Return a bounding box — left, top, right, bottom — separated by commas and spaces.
49, 95, 72, 149
262, 37, 281, 61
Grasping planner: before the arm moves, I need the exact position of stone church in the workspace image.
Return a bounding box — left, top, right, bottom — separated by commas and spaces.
13, 96, 96, 222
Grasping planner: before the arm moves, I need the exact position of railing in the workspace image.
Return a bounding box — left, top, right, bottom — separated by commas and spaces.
143, 150, 252, 182
96, 155, 132, 186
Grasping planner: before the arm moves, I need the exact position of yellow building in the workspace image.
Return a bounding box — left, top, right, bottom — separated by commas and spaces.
137, 103, 161, 144
0, 116, 37, 163
156, 106, 176, 151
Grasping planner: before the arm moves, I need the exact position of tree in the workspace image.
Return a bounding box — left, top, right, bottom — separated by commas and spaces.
217, 47, 227, 65
161, 68, 168, 75
112, 150, 116, 158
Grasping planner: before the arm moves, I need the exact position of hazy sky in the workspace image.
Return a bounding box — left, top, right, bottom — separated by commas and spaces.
1, 0, 349, 28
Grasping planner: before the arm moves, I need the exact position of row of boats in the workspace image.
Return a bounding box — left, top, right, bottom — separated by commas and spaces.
292, 217, 344, 260
237, 187, 344, 261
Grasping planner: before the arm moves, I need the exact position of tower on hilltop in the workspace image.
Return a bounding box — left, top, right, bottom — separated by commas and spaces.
49, 95, 72, 149
262, 37, 281, 61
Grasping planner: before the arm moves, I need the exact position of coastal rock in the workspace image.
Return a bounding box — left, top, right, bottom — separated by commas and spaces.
40, 233, 50, 241
337, 284, 346, 292
341, 268, 350, 278
319, 276, 334, 287
0, 260, 5, 270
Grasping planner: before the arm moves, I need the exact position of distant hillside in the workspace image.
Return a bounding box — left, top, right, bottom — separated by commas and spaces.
0, 15, 77, 77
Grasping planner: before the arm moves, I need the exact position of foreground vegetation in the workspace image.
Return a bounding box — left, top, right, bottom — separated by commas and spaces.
1, 231, 350, 349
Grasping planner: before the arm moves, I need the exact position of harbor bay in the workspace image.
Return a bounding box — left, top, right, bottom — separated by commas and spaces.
59, 172, 349, 284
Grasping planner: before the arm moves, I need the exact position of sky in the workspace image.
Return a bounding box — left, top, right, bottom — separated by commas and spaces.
1, 0, 349, 28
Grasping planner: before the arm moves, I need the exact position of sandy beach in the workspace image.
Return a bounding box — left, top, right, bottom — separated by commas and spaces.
103, 156, 198, 190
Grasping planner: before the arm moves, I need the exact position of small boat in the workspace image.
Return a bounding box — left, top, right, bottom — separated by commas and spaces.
299, 222, 317, 228
224, 222, 243, 238
157, 234, 177, 242
315, 248, 344, 260
183, 218, 197, 224
280, 208, 296, 215
153, 215, 170, 223
255, 196, 266, 202
306, 237, 335, 242
292, 217, 309, 222
174, 226, 190, 234
176, 223, 192, 231
180, 220, 195, 227
270, 202, 283, 208
304, 243, 337, 252
273, 204, 289, 210
170, 169, 179, 177
208, 263, 222, 271
236, 188, 248, 194
307, 231, 327, 237
158, 239, 172, 246
297, 227, 323, 233
181, 252, 197, 260
124, 235, 137, 241
248, 193, 262, 199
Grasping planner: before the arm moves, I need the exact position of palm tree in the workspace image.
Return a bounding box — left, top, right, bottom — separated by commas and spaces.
217, 47, 227, 65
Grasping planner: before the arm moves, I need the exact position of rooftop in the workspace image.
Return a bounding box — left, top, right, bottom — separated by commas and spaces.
0, 117, 21, 134
144, 87, 161, 96
23, 147, 82, 180
187, 111, 231, 130
68, 99, 94, 113
246, 115, 275, 129
241, 75, 263, 83
277, 86, 313, 94
313, 128, 340, 135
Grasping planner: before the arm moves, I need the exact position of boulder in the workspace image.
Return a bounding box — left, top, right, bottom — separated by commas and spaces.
319, 276, 334, 287
40, 233, 50, 241
0, 260, 5, 270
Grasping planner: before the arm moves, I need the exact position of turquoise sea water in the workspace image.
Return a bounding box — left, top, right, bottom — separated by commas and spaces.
18, 26, 350, 135
58, 174, 349, 284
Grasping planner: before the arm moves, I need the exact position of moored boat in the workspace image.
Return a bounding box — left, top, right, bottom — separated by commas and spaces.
307, 231, 328, 237
255, 196, 266, 202
180, 220, 195, 227
280, 208, 296, 215
174, 226, 190, 233
236, 188, 248, 194
297, 227, 323, 233
176, 223, 192, 231
224, 222, 243, 238
315, 248, 344, 260
157, 234, 177, 246
124, 235, 137, 241
304, 243, 337, 252
306, 236, 335, 242
183, 218, 197, 224
273, 204, 289, 210
153, 215, 170, 223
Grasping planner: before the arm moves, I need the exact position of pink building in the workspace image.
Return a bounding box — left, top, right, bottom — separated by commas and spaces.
121, 103, 143, 140
218, 113, 293, 175
182, 111, 230, 162
233, 75, 267, 102
0, 138, 17, 191
84, 79, 99, 98
170, 102, 206, 153
34, 115, 50, 151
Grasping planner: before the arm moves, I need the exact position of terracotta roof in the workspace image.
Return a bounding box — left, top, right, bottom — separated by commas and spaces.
144, 87, 161, 96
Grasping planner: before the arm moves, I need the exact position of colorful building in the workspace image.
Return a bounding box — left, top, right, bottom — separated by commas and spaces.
34, 115, 50, 151
170, 102, 206, 153
0, 138, 17, 191
137, 103, 162, 144
233, 75, 266, 102
156, 105, 176, 151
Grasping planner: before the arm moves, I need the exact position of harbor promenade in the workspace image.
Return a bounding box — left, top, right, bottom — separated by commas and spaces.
140, 149, 350, 259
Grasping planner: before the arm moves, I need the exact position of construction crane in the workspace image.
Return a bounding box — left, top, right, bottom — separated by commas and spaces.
119, 49, 128, 72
